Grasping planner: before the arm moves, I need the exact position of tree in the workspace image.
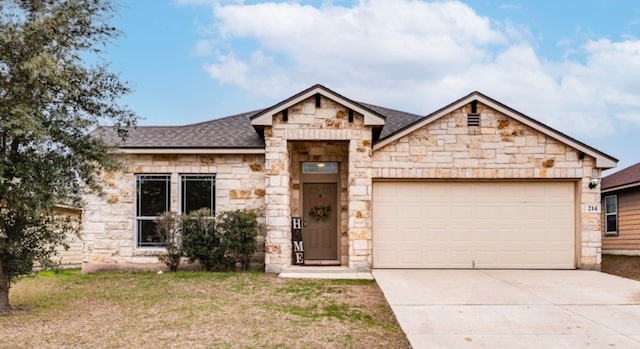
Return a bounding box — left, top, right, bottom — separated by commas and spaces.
0, 0, 136, 312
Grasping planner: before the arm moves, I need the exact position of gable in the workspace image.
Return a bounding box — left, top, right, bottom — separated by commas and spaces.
373, 91, 617, 169
250, 84, 386, 127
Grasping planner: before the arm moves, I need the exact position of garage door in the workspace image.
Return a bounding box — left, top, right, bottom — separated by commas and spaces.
373, 181, 575, 269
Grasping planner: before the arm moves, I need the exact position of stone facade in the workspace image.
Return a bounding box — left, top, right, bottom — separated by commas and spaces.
371, 103, 602, 269
82, 154, 265, 271
262, 96, 374, 272
82, 88, 612, 272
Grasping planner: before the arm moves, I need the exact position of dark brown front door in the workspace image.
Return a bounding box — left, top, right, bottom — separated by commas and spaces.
303, 183, 338, 260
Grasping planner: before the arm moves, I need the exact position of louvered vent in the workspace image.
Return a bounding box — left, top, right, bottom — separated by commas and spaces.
467, 100, 480, 127
467, 114, 480, 127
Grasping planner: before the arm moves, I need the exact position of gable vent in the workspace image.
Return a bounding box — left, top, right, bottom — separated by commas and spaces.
467, 100, 480, 127
467, 114, 480, 127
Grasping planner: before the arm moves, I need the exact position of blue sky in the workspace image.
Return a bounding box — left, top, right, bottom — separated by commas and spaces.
105, 0, 640, 173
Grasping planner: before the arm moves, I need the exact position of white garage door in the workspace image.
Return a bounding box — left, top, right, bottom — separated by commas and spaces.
373, 181, 575, 269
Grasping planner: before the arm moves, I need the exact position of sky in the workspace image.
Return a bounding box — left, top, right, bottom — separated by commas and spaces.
104, 0, 640, 173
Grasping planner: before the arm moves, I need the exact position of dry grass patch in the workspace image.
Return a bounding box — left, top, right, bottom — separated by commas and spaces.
601, 254, 640, 281
1, 270, 410, 349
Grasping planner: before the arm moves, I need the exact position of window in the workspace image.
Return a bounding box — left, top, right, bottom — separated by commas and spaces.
136, 175, 170, 247
181, 175, 215, 214
302, 162, 338, 174
604, 195, 618, 236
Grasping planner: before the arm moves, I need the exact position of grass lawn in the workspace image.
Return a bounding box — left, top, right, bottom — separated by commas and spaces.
0, 270, 410, 349
601, 254, 640, 281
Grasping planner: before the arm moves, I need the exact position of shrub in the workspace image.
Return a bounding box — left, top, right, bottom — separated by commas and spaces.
154, 212, 182, 272
217, 210, 258, 271
181, 209, 230, 271
157, 208, 260, 272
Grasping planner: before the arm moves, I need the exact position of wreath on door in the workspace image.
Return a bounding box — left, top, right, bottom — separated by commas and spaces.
308, 194, 331, 221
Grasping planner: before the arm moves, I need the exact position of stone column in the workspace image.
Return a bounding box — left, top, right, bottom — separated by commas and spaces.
263, 129, 291, 273
579, 163, 602, 270
347, 134, 373, 271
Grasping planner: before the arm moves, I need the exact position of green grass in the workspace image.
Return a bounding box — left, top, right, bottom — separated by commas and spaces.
1, 270, 410, 349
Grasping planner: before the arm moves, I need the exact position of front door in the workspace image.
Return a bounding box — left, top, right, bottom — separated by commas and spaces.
303, 183, 338, 260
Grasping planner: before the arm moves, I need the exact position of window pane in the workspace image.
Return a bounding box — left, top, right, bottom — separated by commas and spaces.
605, 196, 617, 214
182, 176, 215, 214
606, 215, 617, 233
303, 162, 338, 174
138, 220, 162, 246
138, 176, 170, 216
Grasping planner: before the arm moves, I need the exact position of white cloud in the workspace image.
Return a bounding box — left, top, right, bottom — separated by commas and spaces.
194, 39, 216, 56
185, 0, 640, 139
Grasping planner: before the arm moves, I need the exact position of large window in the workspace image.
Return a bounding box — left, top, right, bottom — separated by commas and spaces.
604, 195, 618, 236
136, 175, 170, 247
181, 175, 216, 214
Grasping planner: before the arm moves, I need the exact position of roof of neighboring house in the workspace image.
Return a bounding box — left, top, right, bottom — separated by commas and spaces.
602, 162, 640, 192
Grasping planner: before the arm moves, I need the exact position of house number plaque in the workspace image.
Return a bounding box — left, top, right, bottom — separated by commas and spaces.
292, 217, 304, 265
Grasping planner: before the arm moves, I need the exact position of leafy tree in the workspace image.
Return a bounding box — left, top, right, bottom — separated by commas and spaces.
0, 0, 136, 312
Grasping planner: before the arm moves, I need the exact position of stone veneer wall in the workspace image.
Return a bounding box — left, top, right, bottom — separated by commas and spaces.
82, 154, 266, 271
371, 103, 602, 269
263, 96, 373, 272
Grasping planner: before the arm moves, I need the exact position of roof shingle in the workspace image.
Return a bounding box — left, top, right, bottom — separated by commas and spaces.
602, 162, 640, 191
93, 101, 424, 149
93, 110, 266, 148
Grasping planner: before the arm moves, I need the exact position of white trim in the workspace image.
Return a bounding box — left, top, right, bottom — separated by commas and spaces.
250, 86, 386, 126
118, 148, 265, 155
134, 174, 171, 249
604, 194, 618, 236
372, 93, 617, 169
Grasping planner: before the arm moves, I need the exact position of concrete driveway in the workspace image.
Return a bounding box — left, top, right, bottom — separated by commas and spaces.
373, 270, 640, 349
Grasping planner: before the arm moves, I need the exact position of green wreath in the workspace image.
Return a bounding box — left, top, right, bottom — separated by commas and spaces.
309, 204, 331, 221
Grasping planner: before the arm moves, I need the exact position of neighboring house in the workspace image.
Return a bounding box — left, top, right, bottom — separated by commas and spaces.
83, 84, 617, 273
601, 162, 640, 255
37, 205, 83, 268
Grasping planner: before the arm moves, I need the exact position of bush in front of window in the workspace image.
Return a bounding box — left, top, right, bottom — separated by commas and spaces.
155, 208, 260, 272
217, 210, 259, 271
181, 209, 231, 271
154, 212, 182, 272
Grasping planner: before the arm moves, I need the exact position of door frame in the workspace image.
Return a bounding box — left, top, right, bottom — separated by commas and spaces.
300, 162, 341, 265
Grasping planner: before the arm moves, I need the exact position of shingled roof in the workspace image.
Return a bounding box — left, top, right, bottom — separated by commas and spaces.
93, 110, 266, 149
93, 96, 424, 149
602, 162, 640, 192
358, 102, 424, 139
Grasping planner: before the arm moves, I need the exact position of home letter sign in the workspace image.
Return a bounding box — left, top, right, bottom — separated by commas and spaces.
292, 217, 304, 265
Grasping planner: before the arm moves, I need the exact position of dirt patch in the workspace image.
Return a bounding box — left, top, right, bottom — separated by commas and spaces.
601, 254, 640, 281
1, 271, 410, 349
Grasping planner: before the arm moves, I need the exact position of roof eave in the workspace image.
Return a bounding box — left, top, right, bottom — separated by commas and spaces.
602, 181, 640, 193
117, 147, 266, 155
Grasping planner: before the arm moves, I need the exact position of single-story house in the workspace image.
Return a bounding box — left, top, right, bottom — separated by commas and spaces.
83, 84, 617, 273
601, 162, 640, 255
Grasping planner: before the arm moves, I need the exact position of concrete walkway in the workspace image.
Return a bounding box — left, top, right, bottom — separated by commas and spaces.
373, 269, 640, 349
279, 266, 374, 280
